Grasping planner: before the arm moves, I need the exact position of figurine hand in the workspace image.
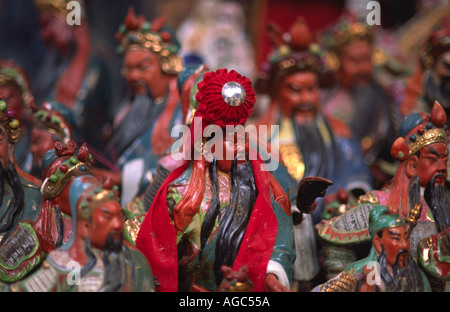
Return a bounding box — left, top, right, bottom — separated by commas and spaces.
263, 273, 291, 292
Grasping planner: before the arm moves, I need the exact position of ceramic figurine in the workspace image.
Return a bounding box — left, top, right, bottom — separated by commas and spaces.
400, 18, 450, 126
32, 0, 114, 150
252, 16, 374, 289
320, 18, 397, 186
0, 139, 96, 282
313, 204, 431, 292
317, 101, 449, 280
12, 180, 155, 292
135, 68, 297, 292
104, 7, 183, 207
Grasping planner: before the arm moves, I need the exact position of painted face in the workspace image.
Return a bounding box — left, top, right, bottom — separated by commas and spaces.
38, 11, 73, 56
30, 128, 57, 168
338, 40, 373, 89
122, 48, 165, 97
211, 131, 248, 173
88, 201, 124, 250
277, 71, 320, 118
414, 142, 448, 186
375, 224, 410, 268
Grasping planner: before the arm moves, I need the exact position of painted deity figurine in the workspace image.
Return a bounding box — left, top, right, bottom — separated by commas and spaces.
320, 18, 397, 186
0, 140, 96, 282
135, 68, 296, 292
313, 204, 431, 292
317, 101, 449, 280
400, 19, 450, 126
104, 7, 183, 207
12, 180, 155, 292
32, 0, 114, 150
252, 17, 374, 288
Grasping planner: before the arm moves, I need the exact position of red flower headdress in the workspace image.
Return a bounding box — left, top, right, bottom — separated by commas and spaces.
194, 68, 255, 130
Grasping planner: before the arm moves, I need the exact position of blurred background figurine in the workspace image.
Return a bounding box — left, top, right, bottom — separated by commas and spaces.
136, 68, 296, 292
320, 17, 397, 187
104, 7, 183, 207
12, 180, 155, 292
252, 16, 374, 290
32, 0, 114, 152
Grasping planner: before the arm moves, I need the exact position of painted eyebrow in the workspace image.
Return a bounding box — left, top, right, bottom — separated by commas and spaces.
387, 229, 401, 237
428, 146, 449, 157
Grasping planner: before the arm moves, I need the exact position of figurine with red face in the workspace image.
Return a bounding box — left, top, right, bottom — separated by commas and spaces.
320, 19, 397, 186
13, 181, 154, 292
317, 101, 450, 281
252, 17, 374, 289
135, 68, 296, 292
313, 204, 431, 292
0, 139, 98, 283
104, 7, 183, 207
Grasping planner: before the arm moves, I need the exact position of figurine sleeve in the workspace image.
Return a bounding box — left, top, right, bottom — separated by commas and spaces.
266, 198, 296, 289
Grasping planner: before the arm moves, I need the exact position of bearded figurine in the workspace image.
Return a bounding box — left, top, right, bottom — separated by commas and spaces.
252, 16, 374, 289
317, 101, 449, 280
135, 68, 298, 292
32, 0, 114, 150
400, 18, 450, 127
313, 204, 431, 292
320, 18, 397, 186
103, 7, 183, 207
12, 180, 155, 292
0, 139, 97, 283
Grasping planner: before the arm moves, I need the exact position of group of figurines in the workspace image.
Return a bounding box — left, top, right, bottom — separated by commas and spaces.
0, 0, 449, 293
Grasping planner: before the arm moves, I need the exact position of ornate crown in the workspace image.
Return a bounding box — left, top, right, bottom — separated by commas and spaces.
31, 104, 71, 143
77, 184, 120, 220
115, 7, 183, 75
321, 20, 374, 54
391, 101, 449, 161
0, 96, 22, 143
41, 141, 94, 199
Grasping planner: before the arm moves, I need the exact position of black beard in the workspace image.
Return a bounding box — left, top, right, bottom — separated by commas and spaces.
0, 161, 25, 239
199, 158, 258, 286
377, 247, 424, 292
292, 115, 333, 179
105, 88, 163, 160
424, 174, 450, 233
99, 231, 135, 292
